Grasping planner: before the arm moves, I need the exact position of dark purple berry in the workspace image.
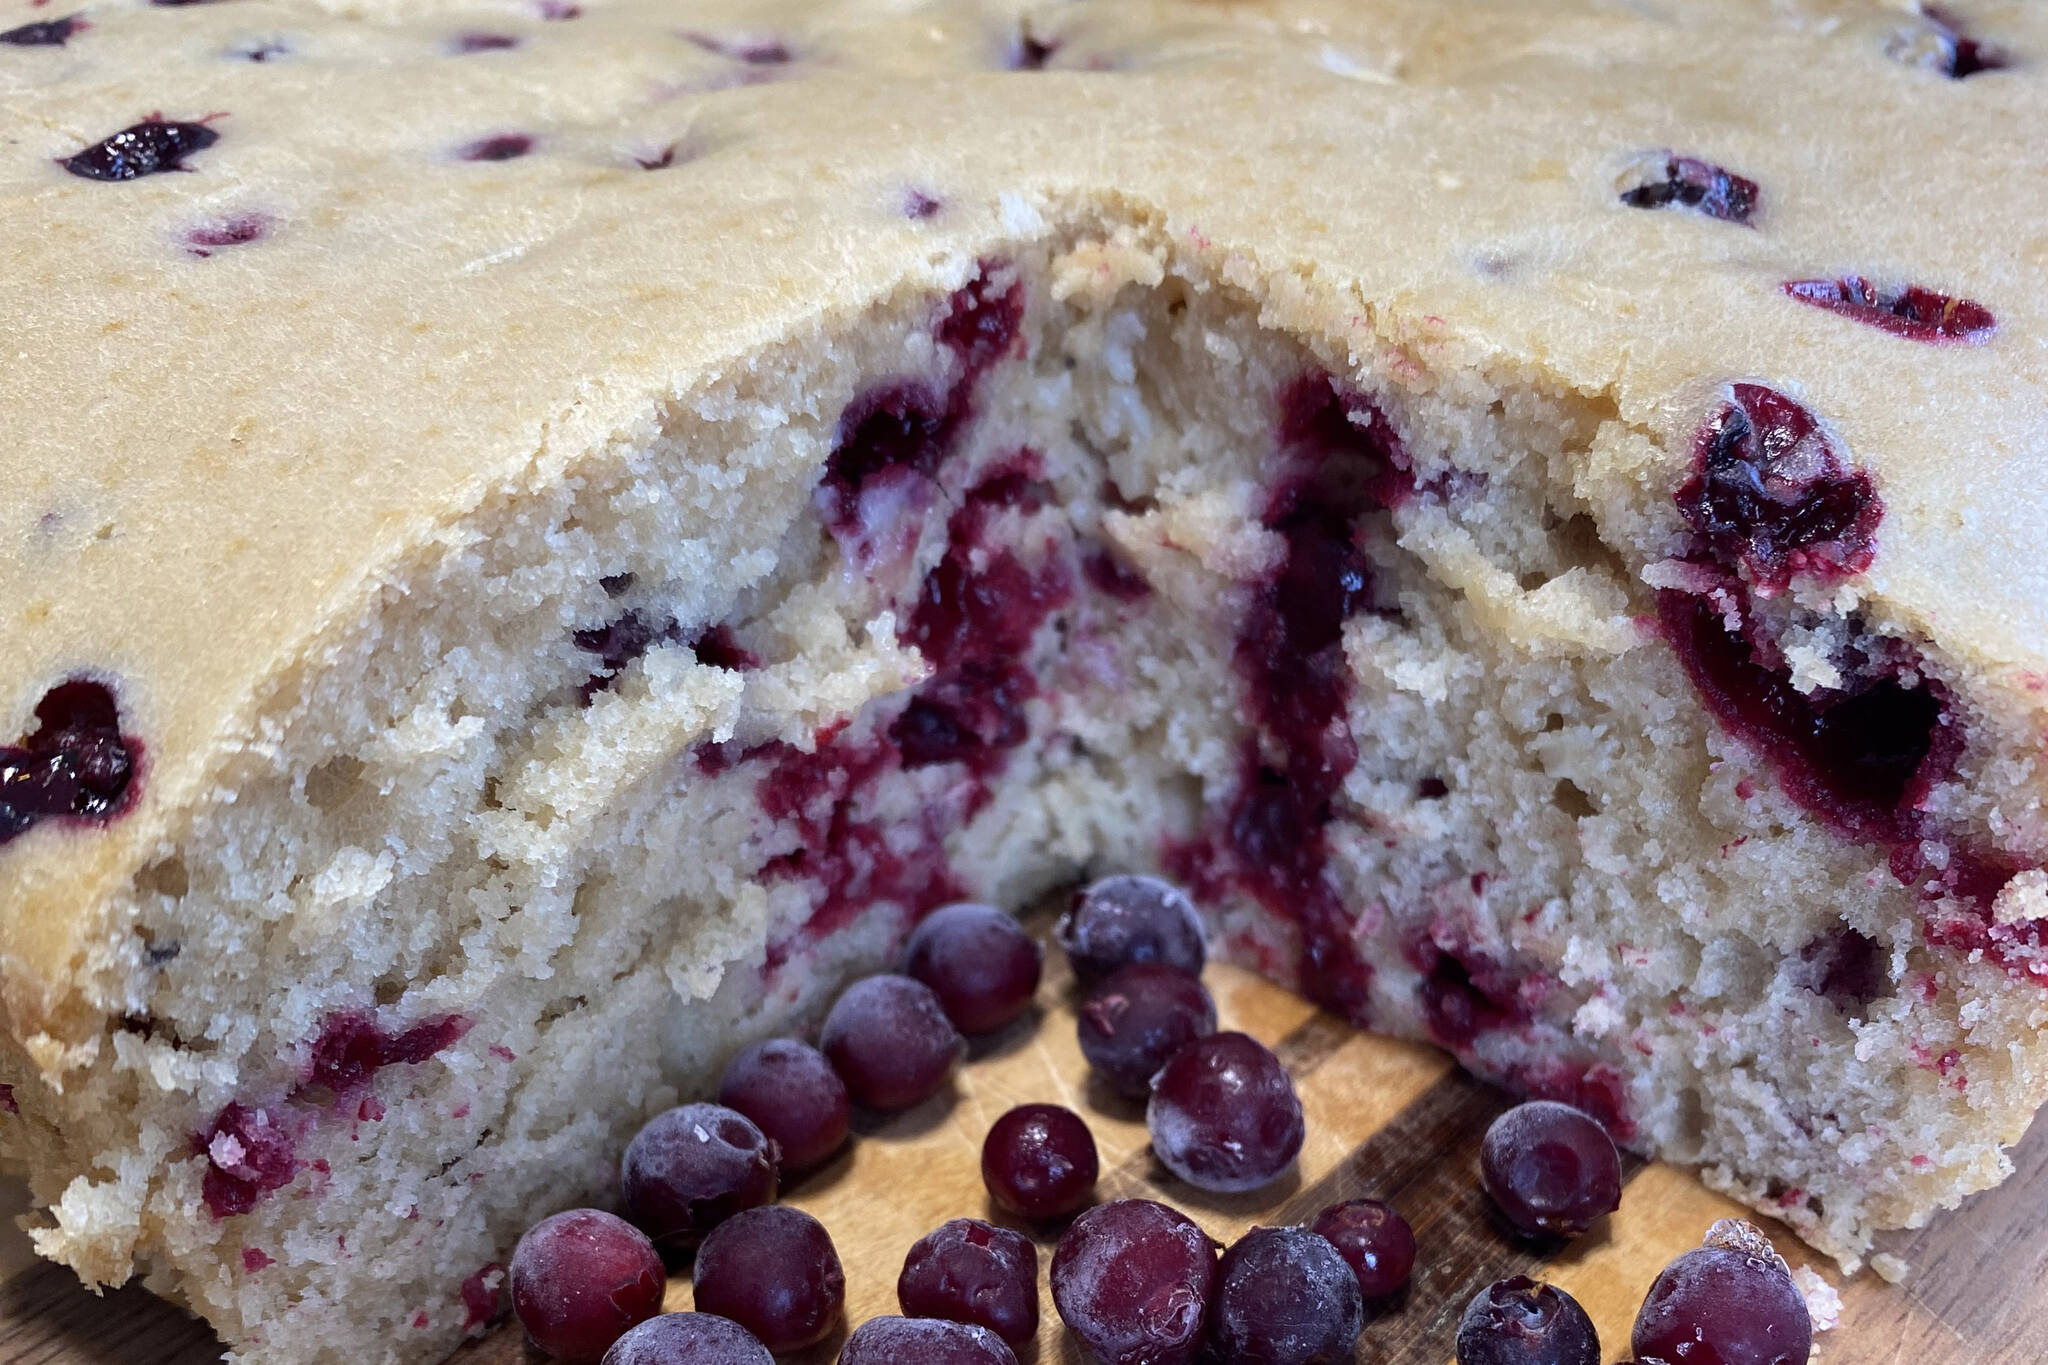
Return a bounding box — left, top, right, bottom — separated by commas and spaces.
1782, 276, 1995, 345
461, 133, 534, 162
509, 1209, 666, 1363
1309, 1199, 1416, 1300
1455, 1277, 1600, 1365
840, 1316, 1017, 1364
1058, 875, 1206, 981
452, 31, 521, 53
1077, 963, 1217, 1098
981, 1104, 1097, 1220
1, 13, 84, 45
1207, 1226, 1364, 1365
602, 1312, 770, 1365
61, 119, 218, 180
619, 1103, 777, 1254
897, 1218, 1038, 1346
902, 903, 1043, 1033
1050, 1199, 1217, 1365
0, 680, 138, 845
716, 1038, 851, 1173
1631, 1222, 1812, 1365
1618, 154, 1757, 224
692, 1206, 845, 1353
1147, 1032, 1304, 1193
820, 974, 964, 1111
1480, 1101, 1622, 1240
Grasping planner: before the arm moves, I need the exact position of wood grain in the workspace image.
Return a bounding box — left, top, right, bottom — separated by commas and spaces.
4, 946, 2043, 1364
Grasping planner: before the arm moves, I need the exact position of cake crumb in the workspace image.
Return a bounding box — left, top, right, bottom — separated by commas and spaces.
1870, 1252, 1911, 1284
1792, 1265, 1841, 1332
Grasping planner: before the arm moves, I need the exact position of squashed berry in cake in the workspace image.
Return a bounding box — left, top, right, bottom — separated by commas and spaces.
1782, 277, 1996, 344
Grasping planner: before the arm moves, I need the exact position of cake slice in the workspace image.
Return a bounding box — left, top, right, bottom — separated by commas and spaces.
3, 0, 2046, 1360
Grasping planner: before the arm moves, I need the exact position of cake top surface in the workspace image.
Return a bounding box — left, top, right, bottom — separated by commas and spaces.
2, 0, 2044, 1029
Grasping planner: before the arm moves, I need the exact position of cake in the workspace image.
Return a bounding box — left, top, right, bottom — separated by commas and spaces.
2, 0, 2044, 1360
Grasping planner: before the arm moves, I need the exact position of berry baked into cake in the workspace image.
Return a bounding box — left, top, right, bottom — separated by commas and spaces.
3, 0, 2045, 1359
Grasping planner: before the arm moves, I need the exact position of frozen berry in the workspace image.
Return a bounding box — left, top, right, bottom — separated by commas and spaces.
510, 1209, 666, 1363
717, 1039, 851, 1173
1058, 875, 1206, 981
1309, 1199, 1416, 1300
897, 1219, 1038, 1346
619, 1103, 777, 1254
692, 1206, 845, 1353
1077, 963, 1217, 1098
820, 974, 965, 1111
902, 903, 1043, 1034
1051, 1199, 1217, 1365
1207, 1226, 1364, 1365
981, 1104, 1098, 1220
1480, 1101, 1622, 1240
602, 1312, 771, 1364
61, 119, 218, 181
840, 1316, 1017, 1364
1147, 1032, 1304, 1193
1631, 1221, 1812, 1365
1455, 1277, 1599, 1365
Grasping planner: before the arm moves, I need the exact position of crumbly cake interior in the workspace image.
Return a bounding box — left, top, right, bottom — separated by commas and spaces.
5, 228, 2044, 1363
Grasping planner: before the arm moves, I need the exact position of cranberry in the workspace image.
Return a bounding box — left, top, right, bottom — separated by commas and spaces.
1895, 6, 2006, 77
187, 213, 269, 256
1077, 964, 1217, 1099
820, 975, 965, 1111
840, 1316, 1017, 1364
818, 382, 953, 531
1057, 875, 1206, 982
1207, 1226, 1364, 1365
0, 680, 138, 845
302, 1010, 471, 1096
685, 31, 792, 64
61, 118, 218, 180
1619, 154, 1758, 224
509, 1209, 666, 1363
2, 13, 84, 45
1309, 1199, 1416, 1300
195, 1102, 297, 1218
897, 1218, 1038, 1345
1456, 1277, 1600, 1365
692, 1206, 845, 1352
619, 1103, 778, 1254
1782, 276, 1995, 344
601, 1312, 770, 1365
1480, 1101, 1622, 1240
452, 31, 521, 52
902, 903, 1043, 1034
981, 1104, 1098, 1220
1147, 1032, 1304, 1193
1050, 1199, 1217, 1365
716, 1039, 851, 1173
461, 134, 534, 162
1631, 1222, 1812, 1365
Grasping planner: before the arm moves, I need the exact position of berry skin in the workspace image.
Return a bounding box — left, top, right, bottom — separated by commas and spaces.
1308, 1199, 1416, 1301
1058, 875, 1207, 982
820, 974, 966, 1111
0, 680, 138, 846
898, 1218, 1039, 1345
619, 1103, 778, 1254
1480, 1101, 1622, 1240
692, 1206, 845, 1353
839, 1316, 1018, 1364
61, 119, 218, 181
1207, 1226, 1365, 1365
716, 1038, 851, 1173
1050, 1198, 1217, 1365
1077, 963, 1218, 1099
1782, 277, 1995, 345
1618, 154, 1758, 224
601, 1312, 771, 1364
1455, 1276, 1600, 1365
981, 1103, 1099, 1220
902, 903, 1043, 1034
509, 1209, 667, 1363
1631, 1221, 1812, 1365
1147, 1032, 1305, 1193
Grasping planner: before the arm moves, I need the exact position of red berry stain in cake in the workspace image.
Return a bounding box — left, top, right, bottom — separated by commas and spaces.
1, 680, 141, 846
1081, 545, 1151, 601
242, 1247, 274, 1272
232, 39, 290, 62
187, 213, 269, 257
1, 13, 85, 44
462, 1263, 507, 1333
1510, 1059, 1636, 1143
196, 1103, 299, 1218
460, 134, 533, 162
451, 32, 520, 53
538, 0, 580, 18
573, 612, 758, 702
489, 1044, 517, 1061
1403, 924, 1553, 1052
1909, 5, 2007, 77
1009, 27, 1059, 70
302, 1011, 473, 1097
61, 115, 220, 181
0, 1085, 16, 1116
1619, 154, 1758, 224
903, 189, 943, 220
685, 30, 792, 64
1783, 278, 1995, 345
357, 1096, 386, 1122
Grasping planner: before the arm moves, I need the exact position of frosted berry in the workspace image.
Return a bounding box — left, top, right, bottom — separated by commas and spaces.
601, 1312, 771, 1364
1455, 1277, 1599, 1365
1480, 1101, 1622, 1240
897, 1218, 1038, 1345
510, 1210, 666, 1363
692, 1206, 845, 1353
1050, 1199, 1217, 1365
1077, 962, 1217, 1098
1207, 1226, 1365, 1365
840, 1316, 1017, 1364
619, 1103, 777, 1254
1147, 1032, 1304, 1193
1058, 875, 1206, 981
1310, 1199, 1416, 1300
903, 903, 1043, 1034
820, 974, 965, 1111
716, 1038, 851, 1172
981, 1103, 1098, 1220
1631, 1220, 1812, 1365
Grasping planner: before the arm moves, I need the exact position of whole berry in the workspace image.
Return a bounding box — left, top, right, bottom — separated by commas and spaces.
840, 1316, 1018, 1364
1050, 1198, 1217, 1365
509, 1209, 666, 1363
1455, 1276, 1600, 1365
620, 1104, 778, 1254
820, 974, 966, 1111
1309, 1199, 1416, 1301
981, 1103, 1099, 1219
1058, 874, 1206, 982
1207, 1226, 1365, 1365
601, 1312, 771, 1364
717, 1038, 852, 1173
897, 1217, 1039, 1345
1147, 1032, 1304, 1192
1077, 962, 1217, 1099
1480, 1101, 1621, 1239
1631, 1220, 1812, 1365
903, 903, 1044, 1034
692, 1206, 845, 1352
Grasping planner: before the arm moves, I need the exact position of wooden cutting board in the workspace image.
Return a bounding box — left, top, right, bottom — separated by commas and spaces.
4, 935, 2043, 1365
